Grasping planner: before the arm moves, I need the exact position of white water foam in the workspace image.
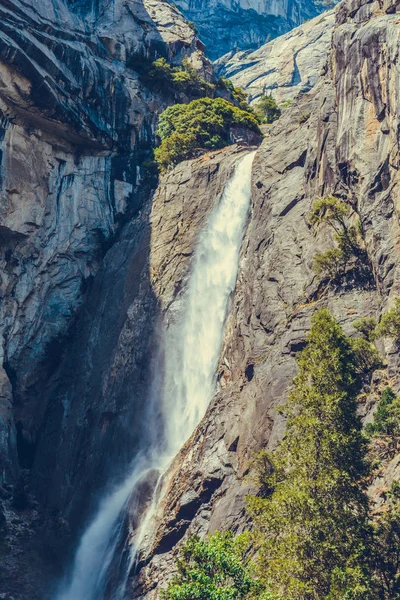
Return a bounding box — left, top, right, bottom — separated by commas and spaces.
56, 150, 255, 600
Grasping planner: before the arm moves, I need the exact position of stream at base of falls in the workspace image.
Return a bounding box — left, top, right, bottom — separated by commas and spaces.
56, 150, 256, 600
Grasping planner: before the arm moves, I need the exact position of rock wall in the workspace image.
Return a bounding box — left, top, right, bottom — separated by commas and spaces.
0, 0, 217, 595
0, 0, 207, 487
129, 0, 400, 596
173, 0, 333, 60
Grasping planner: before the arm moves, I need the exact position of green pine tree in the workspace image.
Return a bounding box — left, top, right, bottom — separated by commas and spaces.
248, 309, 374, 600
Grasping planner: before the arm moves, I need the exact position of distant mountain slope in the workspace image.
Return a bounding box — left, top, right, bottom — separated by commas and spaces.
172, 0, 335, 60
216, 9, 335, 104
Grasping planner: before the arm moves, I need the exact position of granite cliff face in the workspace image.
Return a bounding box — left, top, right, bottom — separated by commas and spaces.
172, 0, 331, 59
216, 9, 336, 104
0, 0, 215, 595
0, 0, 208, 487
0, 0, 400, 598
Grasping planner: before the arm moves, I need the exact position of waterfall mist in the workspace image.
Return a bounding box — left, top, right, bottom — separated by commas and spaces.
56, 150, 256, 600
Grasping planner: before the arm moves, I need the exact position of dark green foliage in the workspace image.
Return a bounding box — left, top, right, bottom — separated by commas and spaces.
314, 247, 346, 280
353, 317, 378, 342
248, 309, 374, 600
155, 97, 261, 170
255, 95, 281, 124
350, 338, 383, 380
366, 387, 400, 438
310, 197, 349, 230
376, 299, 400, 342
373, 482, 400, 599
160, 532, 272, 600
128, 56, 214, 98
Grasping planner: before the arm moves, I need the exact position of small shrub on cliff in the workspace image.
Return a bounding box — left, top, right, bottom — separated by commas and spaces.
353, 317, 378, 342
350, 337, 383, 379
138, 57, 214, 98
314, 247, 346, 280
376, 299, 400, 343
255, 95, 281, 124
366, 387, 400, 438
310, 197, 371, 285
161, 531, 269, 600
155, 97, 261, 170
217, 77, 254, 112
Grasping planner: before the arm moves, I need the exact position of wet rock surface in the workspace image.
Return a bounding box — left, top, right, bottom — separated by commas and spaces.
0, 0, 218, 594
0, 0, 207, 488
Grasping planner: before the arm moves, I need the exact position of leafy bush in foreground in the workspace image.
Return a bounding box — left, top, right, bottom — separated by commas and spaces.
155, 97, 261, 170
161, 531, 271, 600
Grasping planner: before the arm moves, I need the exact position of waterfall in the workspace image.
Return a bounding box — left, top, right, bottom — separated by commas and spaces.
56, 150, 255, 600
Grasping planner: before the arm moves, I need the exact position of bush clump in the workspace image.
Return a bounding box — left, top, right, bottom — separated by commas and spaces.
147, 57, 215, 97
155, 97, 261, 170
353, 317, 378, 342
217, 77, 253, 112
161, 531, 271, 600
350, 337, 383, 379
376, 299, 400, 342
255, 94, 281, 124
310, 197, 372, 285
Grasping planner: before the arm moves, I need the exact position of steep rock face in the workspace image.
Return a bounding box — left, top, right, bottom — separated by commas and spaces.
32, 146, 248, 526
130, 0, 400, 596
0, 144, 250, 598
173, 0, 329, 60
216, 9, 336, 104
0, 1, 222, 594
0, 0, 207, 486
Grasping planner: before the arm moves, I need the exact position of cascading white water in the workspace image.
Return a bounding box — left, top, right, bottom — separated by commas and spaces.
56, 150, 255, 600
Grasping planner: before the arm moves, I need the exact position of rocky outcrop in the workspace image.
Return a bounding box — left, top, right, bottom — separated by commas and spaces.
128, 0, 400, 596
216, 9, 336, 104
173, 0, 333, 60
